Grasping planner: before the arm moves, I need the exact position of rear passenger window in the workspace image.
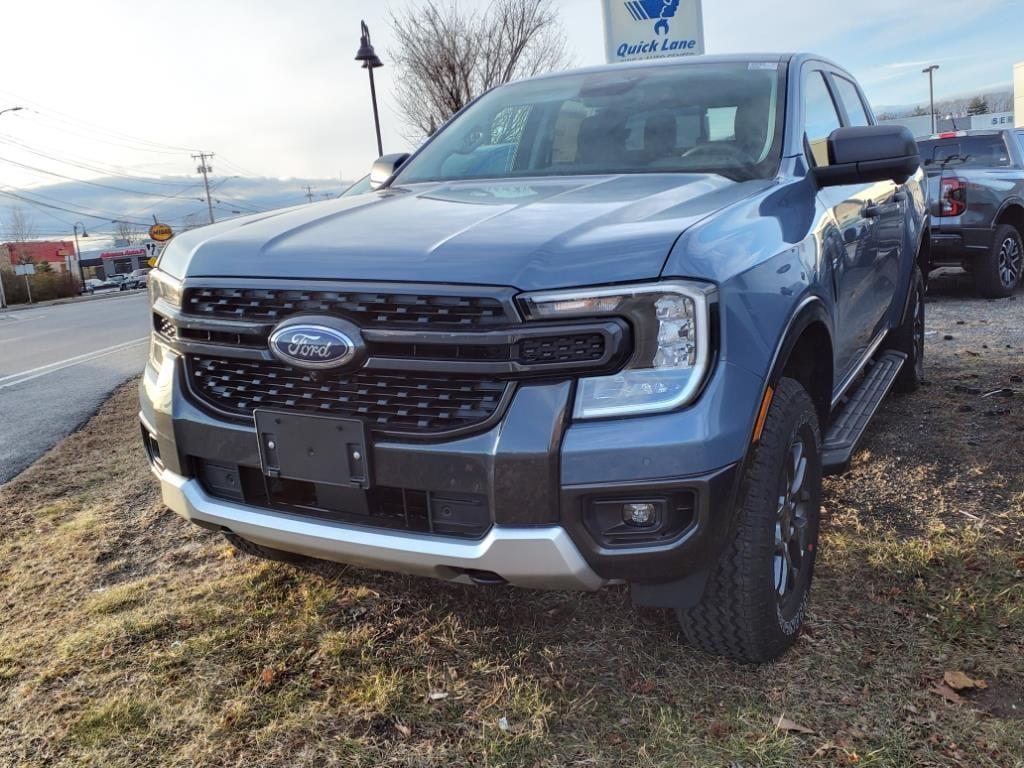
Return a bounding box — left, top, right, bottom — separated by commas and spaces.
833, 77, 870, 127
1017, 132, 1024, 158
804, 72, 842, 167
919, 136, 1011, 169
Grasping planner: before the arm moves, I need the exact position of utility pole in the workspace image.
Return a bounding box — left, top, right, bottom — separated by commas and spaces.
192, 152, 216, 224
303, 185, 316, 204
73, 222, 88, 288
922, 65, 940, 135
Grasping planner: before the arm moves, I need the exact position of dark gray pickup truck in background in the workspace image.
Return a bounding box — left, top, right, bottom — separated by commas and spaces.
918, 129, 1024, 297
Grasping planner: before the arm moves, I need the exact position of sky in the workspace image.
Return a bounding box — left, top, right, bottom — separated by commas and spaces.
0, 0, 1021, 237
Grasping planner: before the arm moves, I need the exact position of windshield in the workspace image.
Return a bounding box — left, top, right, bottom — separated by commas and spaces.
341, 175, 372, 197
395, 62, 786, 184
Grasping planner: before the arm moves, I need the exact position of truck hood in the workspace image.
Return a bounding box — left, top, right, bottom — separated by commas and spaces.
161, 174, 773, 291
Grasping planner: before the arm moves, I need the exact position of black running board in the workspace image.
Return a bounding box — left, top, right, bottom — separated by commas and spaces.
822, 350, 907, 476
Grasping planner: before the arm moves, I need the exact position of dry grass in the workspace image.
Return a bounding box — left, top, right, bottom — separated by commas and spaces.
0, 281, 1022, 767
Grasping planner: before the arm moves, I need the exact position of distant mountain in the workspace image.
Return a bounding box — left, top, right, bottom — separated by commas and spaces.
875, 86, 1013, 121
4, 175, 357, 245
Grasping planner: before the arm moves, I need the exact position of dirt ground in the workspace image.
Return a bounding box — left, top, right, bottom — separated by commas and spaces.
0, 275, 1021, 768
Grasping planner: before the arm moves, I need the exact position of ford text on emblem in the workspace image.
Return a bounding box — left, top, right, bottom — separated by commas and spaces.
269, 324, 357, 370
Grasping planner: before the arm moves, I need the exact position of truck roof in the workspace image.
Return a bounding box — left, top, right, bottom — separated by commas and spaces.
518, 53, 851, 84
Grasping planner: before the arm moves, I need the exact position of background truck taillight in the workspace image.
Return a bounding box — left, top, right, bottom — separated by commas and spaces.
939, 178, 967, 216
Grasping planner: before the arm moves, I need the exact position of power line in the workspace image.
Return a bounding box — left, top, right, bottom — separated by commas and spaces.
0, 89, 202, 154
218, 156, 264, 178
0, 155, 205, 200
0, 188, 156, 227
0, 133, 197, 187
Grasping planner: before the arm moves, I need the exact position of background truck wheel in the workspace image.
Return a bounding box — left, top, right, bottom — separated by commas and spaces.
886, 267, 925, 393
976, 224, 1023, 298
677, 378, 822, 663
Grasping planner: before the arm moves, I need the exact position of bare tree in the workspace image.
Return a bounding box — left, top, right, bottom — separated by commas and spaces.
4, 207, 36, 303
389, 0, 571, 140
114, 221, 142, 245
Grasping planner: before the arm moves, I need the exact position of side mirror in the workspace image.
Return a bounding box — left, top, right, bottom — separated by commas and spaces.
815, 125, 921, 187
369, 153, 411, 189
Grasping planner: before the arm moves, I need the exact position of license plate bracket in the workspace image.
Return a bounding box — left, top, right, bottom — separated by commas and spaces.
255, 410, 371, 489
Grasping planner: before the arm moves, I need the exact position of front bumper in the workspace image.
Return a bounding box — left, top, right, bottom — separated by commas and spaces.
142, 351, 759, 590
155, 464, 605, 590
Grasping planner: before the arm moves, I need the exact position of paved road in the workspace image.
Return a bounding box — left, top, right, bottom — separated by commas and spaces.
0, 292, 150, 484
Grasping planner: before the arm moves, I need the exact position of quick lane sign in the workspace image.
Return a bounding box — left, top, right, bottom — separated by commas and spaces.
602, 0, 705, 64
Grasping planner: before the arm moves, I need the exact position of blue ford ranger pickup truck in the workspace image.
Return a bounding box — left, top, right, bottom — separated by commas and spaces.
142, 54, 927, 662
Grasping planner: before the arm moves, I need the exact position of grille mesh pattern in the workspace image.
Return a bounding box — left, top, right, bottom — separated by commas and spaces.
184, 287, 508, 328
518, 334, 606, 365
188, 356, 508, 434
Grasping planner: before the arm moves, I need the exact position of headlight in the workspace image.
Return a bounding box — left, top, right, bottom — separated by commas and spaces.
149, 269, 182, 309
520, 281, 715, 419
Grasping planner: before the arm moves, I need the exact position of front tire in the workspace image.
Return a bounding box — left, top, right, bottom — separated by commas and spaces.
677, 378, 822, 663
976, 224, 1022, 298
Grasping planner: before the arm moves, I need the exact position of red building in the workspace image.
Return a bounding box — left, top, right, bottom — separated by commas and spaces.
1, 240, 76, 273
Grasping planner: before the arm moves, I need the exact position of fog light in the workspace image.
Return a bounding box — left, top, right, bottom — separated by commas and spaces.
623, 502, 657, 527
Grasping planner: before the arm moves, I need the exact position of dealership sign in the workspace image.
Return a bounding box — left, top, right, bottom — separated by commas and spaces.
602, 0, 705, 64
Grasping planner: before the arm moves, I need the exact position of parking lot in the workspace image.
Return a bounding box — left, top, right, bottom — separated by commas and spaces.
0, 277, 1020, 768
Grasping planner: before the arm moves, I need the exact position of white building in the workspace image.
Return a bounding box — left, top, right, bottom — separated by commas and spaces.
1015, 62, 1024, 128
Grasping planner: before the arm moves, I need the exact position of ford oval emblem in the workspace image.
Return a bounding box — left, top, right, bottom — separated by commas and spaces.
269, 324, 357, 370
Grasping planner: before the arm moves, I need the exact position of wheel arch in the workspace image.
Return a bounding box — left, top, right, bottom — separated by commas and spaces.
763, 297, 834, 434
995, 201, 1024, 238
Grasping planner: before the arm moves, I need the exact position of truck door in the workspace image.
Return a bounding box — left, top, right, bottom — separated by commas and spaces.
803, 68, 879, 382
831, 74, 903, 344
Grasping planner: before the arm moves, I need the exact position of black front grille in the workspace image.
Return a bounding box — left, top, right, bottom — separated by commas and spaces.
184, 287, 509, 328
187, 355, 509, 435
196, 462, 490, 539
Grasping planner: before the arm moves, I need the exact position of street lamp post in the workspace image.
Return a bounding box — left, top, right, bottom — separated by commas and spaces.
355, 21, 384, 158
0, 106, 23, 309
922, 65, 940, 135
73, 222, 89, 289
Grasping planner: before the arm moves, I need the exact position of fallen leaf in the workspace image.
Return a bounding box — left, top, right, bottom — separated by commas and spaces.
930, 683, 966, 705
498, 716, 510, 732
260, 667, 276, 685
775, 715, 814, 734
428, 691, 449, 701
395, 722, 411, 738
943, 670, 987, 691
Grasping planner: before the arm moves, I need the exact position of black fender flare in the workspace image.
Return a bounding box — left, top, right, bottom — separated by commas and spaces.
763, 295, 833, 398
994, 198, 1024, 227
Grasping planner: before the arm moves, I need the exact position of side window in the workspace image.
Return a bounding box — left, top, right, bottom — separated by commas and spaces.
1017, 132, 1024, 159
833, 76, 870, 127
804, 71, 842, 167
